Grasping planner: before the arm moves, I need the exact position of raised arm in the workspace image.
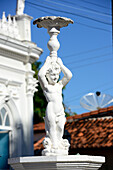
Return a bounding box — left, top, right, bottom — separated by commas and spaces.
38, 56, 50, 90
57, 57, 72, 87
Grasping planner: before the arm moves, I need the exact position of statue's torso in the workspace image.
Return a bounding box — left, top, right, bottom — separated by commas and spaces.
44, 83, 64, 115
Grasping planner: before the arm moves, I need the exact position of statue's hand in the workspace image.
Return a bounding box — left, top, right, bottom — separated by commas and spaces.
57, 57, 63, 66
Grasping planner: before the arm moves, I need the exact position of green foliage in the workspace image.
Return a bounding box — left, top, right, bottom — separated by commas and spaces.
32, 62, 47, 124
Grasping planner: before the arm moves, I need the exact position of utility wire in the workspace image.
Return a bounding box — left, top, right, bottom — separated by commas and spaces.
26, 2, 55, 15
26, 1, 112, 110
71, 57, 113, 70
80, 0, 111, 10
29, 3, 111, 33
26, 1, 111, 33
26, 1, 111, 25
44, 0, 111, 32
65, 81, 113, 103
63, 45, 112, 58
68, 81, 113, 100
45, 0, 112, 23
45, 0, 111, 18
75, 21, 111, 33
65, 53, 112, 65
67, 85, 113, 104
57, 0, 111, 16
42, 0, 111, 23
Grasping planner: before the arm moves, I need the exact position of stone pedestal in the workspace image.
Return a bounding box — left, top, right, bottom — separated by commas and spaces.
8, 155, 105, 170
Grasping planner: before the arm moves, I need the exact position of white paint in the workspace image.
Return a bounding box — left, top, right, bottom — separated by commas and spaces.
34, 16, 73, 156
0, 11, 43, 157
34, 16, 73, 58
47, 27, 60, 57
0, 12, 20, 40
38, 57, 72, 156
16, 14, 33, 41
8, 155, 105, 170
16, 0, 25, 15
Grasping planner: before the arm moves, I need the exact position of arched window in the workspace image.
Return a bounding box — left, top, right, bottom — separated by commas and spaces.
0, 105, 11, 130
0, 105, 11, 170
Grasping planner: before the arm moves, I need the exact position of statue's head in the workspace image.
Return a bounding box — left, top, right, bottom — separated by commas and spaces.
46, 62, 61, 85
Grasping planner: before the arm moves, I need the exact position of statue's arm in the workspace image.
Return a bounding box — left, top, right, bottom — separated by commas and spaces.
38, 56, 50, 90
57, 58, 72, 87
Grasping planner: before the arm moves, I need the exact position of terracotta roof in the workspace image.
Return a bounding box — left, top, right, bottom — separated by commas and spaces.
34, 122, 45, 151
34, 106, 113, 151
34, 122, 45, 132
65, 117, 113, 149
34, 137, 44, 151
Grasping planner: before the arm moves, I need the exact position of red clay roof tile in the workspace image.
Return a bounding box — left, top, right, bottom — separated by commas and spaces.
65, 117, 113, 149
34, 122, 45, 132
34, 137, 44, 150
34, 105, 113, 151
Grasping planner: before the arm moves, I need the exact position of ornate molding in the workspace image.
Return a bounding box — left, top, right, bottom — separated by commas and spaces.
0, 34, 43, 64
0, 12, 20, 40
0, 63, 25, 75
0, 78, 22, 99
26, 76, 38, 96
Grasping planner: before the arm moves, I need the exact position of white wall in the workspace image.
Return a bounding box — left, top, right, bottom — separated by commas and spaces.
0, 13, 43, 157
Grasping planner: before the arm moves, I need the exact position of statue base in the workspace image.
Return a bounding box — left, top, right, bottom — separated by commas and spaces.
42, 148, 68, 156
8, 155, 105, 170
42, 138, 70, 156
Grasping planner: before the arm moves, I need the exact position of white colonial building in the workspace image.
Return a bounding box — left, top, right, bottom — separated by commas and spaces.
0, 4, 43, 169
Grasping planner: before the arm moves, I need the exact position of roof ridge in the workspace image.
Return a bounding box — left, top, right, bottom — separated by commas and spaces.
67, 106, 113, 122
87, 116, 113, 121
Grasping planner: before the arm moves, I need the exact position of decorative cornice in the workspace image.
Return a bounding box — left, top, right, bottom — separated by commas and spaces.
0, 63, 25, 74
15, 14, 33, 21
0, 34, 43, 64
0, 77, 22, 86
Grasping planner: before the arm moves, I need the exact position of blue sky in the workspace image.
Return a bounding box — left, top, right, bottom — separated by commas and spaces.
0, 0, 112, 115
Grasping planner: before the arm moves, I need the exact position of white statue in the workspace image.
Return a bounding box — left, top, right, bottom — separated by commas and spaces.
38, 56, 72, 155
33, 16, 73, 155
16, 0, 25, 15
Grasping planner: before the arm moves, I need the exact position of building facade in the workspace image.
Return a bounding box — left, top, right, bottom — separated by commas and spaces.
0, 10, 43, 169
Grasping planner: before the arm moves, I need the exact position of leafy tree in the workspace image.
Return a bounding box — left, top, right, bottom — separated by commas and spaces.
32, 62, 47, 124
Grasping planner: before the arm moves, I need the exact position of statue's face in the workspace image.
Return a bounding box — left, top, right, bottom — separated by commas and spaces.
46, 63, 60, 85
46, 72, 59, 85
